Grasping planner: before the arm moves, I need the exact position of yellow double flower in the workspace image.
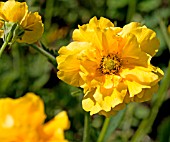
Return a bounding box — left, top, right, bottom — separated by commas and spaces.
57, 17, 164, 117
0, 0, 43, 44
0, 93, 70, 142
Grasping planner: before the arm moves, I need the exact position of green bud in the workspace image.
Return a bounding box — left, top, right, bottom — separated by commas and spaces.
3, 21, 17, 43
0, 21, 25, 57
2, 21, 25, 44
12, 24, 25, 43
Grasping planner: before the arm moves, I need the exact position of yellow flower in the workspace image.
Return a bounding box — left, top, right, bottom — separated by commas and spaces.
0, 93, 70, 142
0, 20, 3, 37
168, 25, 170, 33
41, 111, 70, 142
0, 0, 44, 44
57, 17, 164, 117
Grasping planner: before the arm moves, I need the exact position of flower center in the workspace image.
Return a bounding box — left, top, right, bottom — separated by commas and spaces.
99, 54, 122, 74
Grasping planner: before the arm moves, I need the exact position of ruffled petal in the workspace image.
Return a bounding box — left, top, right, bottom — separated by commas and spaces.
103, 75, 114, 88
57, 54, 84, 87
89, 16, 114, 29
0, 93, 46, 141
134, 84, 159, 102
102, 29, 124, 56
98, 83, 127, 117
73, 17, 115, 51
14, 93, 46, 127
121, 33, 150, 67
82, 98, 95, 112
121, 22, 159, 57
125, 80, 150, 97
82, 82, 127, 116
0, 20, 3, 38
103, 74, 122, 89
73, 25, 103, 50
57, 42, 93, 86
42, 111, 70, 141
18, 12, 44, 43
120, 65, 162, 85
0, 2, 5, 20
110, 83, 127, 108
0, 0, 28, 23
82, 88, 102, 115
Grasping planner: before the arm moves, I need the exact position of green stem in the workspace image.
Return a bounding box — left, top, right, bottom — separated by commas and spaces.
44, 0, 54, 31
126, 0, 136, 23
83, 112, 90, 142
159, 20, 170, 52
97, 117, 111, 142
0, 29, 13, 57
0, 39, 8, 57
131, 62, 170, 142
29, 43, 57, 67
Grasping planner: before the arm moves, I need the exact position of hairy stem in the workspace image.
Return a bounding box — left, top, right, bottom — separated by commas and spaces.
29, 43, 57, 67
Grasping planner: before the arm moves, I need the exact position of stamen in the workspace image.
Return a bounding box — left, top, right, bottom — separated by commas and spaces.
99, 54, 122, 75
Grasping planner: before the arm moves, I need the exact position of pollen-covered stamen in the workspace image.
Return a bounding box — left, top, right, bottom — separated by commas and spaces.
99, 54, 122, 74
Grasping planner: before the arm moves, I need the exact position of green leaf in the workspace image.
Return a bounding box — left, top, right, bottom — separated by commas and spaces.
0, 71, 18, 95
103, 109, 126, 142
137, 0, 161, 12
134, 104, 150, 119
157, 117, 170, 142
107, 0, 128, 8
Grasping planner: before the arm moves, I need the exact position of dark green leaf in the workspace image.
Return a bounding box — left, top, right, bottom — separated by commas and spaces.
157, 117, 170, 142
103, 109, 126, 142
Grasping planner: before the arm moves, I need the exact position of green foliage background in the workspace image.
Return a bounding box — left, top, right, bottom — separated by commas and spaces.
0, 0, 170, 141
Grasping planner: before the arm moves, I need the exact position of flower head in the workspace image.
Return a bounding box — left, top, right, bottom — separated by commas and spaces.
0, 93, 70, 142
0, 0, 44, 44
57, 17, 164, 117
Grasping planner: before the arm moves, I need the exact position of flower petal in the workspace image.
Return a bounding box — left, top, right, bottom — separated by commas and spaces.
18, 12, 44, 43
73, 17, 115, 51
121, 33, 150, 67
0, 0, 28, 23
121, 22, 159, 56
0, 92, 46, 134
110, 83, 127, 108
99, 109, 117, 117
125, 80, 150, 97
134, 84, 159, 102
102, 29, 124, 55
89, 16, 114, 29
82, 98, 95, 112
57, 55, 84, 87
16, 93, 46, 127
42, 111, 70, 141
103, 74, 122, 89
57, 42, 93, 87
120, 65, 161, 85
103, 75, 114, 88
0, 20, 3, 38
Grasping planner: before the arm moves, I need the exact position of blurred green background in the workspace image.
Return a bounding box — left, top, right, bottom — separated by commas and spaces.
0, 0, 170, 141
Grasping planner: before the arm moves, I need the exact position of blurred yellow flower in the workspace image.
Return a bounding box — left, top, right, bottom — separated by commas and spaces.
168, 25, 170, 33
0, 93, 70, 142
0, 0, 44, 44
57, 17, 164, 117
